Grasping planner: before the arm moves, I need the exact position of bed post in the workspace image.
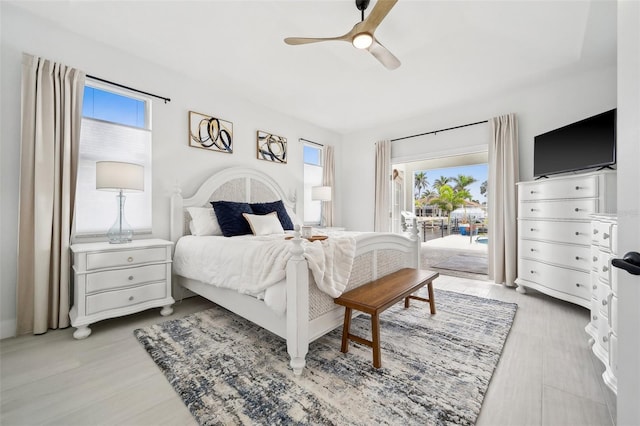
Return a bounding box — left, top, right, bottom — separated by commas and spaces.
411, 217, 420, 269
286, 226, 309, 375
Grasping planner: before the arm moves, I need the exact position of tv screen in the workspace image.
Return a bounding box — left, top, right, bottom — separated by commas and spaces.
533, 109, 616, 177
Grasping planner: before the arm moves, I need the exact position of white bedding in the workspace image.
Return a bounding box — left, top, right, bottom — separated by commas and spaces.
173, 232, 358, 315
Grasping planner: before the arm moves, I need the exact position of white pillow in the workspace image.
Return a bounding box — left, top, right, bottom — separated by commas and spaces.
187, 207, 222, 236
243, 212, 285, 236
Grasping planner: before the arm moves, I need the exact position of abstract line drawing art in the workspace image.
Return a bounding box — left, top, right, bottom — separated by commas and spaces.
257, 130, 287, 163
189, 111, 233, 153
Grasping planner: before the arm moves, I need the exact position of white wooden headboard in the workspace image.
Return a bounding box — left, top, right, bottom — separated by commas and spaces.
170, 167, 297, 244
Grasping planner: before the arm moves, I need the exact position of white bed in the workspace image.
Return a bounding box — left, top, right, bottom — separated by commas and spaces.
170, 167, 420, 375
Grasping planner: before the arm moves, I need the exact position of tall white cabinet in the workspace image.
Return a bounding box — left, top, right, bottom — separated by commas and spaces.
515, 171, 617, 308
586, 214, 618, 394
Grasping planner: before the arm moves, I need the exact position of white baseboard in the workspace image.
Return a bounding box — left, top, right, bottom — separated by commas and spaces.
1, 319, 17, 339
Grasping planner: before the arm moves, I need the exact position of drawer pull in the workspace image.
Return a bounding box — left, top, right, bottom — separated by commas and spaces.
603, 336, 609, 343
593, 229, 599, 234
575, 256, 580, 260
603, 266, 609, 272
127, 257, 134, 263
128, 296, 134, 301
575, 231, 580, 236
128, 276, 134, 281
530, 270, 535, 274
530, 190, 536, 194
575, 186, 580, 190
575, 283, 580, 288
530, 228, 537, 232
574, 207, 580, 212
530, 248, 536, 252
593, 315, 598, 320
602, 299, 608, 306
592, 284, 598, 290
593, 256, 598, 262
603, 233, 610, 240
530, 208, 538, 212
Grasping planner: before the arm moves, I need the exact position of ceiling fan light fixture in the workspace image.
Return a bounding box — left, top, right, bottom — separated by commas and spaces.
352, 32, 373, 49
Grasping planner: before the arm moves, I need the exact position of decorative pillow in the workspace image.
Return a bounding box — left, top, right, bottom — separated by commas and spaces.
211, 201, 254, 237
250, 200, 294, 230
187, 207, 222, 236
242, 212, 285, 236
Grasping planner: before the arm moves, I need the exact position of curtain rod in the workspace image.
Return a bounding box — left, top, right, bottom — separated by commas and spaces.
391, 120, 488, 142
299, 137, 324, 147
87, 75, 171, 104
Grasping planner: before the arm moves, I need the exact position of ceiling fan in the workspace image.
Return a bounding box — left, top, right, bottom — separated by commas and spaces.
284, 0, 401, 70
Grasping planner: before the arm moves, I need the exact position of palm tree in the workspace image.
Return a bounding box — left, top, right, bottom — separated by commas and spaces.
414, 171, 428, 198
429, 185, 470, 234
480, 180, 488, 197
432, 176, 451, 191
452, 174, 477, 191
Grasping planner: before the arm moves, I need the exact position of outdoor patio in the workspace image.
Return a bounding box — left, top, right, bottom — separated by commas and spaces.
420, 229, 489, 280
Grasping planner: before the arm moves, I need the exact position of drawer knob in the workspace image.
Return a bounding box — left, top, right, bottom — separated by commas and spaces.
593, 229, 599, 234
603, 336, 609, 343
574, 207, 580, 212
603, 266, 609, 272
128, 276, 134, 281
575, 283, 580, 287
575, 186, 580, 190
127, 257, 133, 263
530, 228, 537, 232
575, 231, 580, 236
530, 270, 535, 274
592, 284, 598, 290
603, 233, 610, 240
128, 296, 134, 301
593, 256, 598, 262
575, 256, 580, 260
530, 208, 538, 212
530, 248, 536, 252
530, 190, 536, 194
602, 299, 608, 306
593, 315, 598, 320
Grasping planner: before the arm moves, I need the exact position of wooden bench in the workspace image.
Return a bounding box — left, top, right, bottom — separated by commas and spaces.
334, 268, 439, 368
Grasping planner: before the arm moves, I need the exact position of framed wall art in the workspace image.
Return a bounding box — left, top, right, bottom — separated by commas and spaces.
257, 130, 287, 163
189, 111, 233, 153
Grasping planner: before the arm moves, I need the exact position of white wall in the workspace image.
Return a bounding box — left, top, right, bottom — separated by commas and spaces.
0, 4, 341, 338
341, 65, 616, 231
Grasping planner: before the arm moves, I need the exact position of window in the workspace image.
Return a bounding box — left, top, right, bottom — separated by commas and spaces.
303, 144, 323, 224
74, 83, 152, 236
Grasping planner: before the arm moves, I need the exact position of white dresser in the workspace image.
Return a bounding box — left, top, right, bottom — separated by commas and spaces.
585, 214, 618, 394
70, 239, 175, 339
515, 171, 616, 308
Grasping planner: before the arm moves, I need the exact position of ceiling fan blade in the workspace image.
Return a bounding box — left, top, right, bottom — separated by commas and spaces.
361, 0, 398, 34
367, 38, 401, 70
285, 27, 356, 45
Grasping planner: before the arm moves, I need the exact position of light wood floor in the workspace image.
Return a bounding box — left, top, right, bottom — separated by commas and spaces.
1, 275, 616, 426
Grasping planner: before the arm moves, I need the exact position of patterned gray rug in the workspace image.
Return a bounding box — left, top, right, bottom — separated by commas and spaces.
135, 289, 517, 425
432, 255, 488, 275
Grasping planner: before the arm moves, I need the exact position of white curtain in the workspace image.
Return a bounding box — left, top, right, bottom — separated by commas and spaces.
17, 54, 86, 334
488, 113, 519, 287
321, 145, 335, 227
374, 140, 391, 232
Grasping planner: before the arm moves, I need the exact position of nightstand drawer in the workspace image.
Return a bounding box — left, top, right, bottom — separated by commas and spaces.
86, 264, 167, 293
86, 247, 166, 270
86, 281, 167, 315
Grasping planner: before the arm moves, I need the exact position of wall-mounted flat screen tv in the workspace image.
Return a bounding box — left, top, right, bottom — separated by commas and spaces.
533, 109, 616, 177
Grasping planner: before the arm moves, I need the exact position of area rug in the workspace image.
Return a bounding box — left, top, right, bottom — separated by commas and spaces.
134, 289, 517, 425
432, 254, 488, 275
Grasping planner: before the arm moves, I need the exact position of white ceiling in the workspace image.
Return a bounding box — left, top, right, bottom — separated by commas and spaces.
10, 0, 617, 134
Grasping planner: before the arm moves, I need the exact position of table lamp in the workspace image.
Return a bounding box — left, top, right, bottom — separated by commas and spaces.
311, 185, 332, 227
96, 161, 144, 244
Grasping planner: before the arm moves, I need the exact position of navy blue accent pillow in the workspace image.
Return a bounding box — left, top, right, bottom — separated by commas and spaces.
210, 201, 254, 237
250, 200, 294, 230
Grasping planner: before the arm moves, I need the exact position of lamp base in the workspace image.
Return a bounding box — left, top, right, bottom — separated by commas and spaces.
107, 191, 134, 244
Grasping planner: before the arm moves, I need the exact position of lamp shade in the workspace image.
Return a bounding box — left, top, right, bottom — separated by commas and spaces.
96, 161, 144, 192
311, 186, 332, 202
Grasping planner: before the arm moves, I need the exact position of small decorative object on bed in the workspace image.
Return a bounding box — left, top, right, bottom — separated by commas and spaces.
170, 167, 420, 375
188, 110, 233, 153
257, 130, 287, 163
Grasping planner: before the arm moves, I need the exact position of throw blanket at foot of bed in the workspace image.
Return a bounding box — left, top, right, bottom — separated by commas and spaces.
173, 234, 357, 309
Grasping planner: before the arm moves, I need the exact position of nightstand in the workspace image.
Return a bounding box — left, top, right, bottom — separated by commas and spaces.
69, 239, 175, 339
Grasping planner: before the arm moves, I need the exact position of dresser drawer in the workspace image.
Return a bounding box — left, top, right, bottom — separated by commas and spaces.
519, 259, 590, 300
597, 252, 613, 283
86, 264, 167, 293
592, 221, 614, 249
597, 282, 612, 316
86, 281, 167, 315
86, 247, 167, 270
597, 315, 610, 352
520, 199, 597, 220
520, 239, 590, 271
590, 297, 601, 325
519, 175, 598, 201
519, 220, 591, 245
591, 246, 601, 271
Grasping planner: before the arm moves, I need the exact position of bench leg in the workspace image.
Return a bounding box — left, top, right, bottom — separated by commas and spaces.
372, 313, 381, 368
341, 307, 352, 353
404, 296, 410, 308
427, 282, 436, 314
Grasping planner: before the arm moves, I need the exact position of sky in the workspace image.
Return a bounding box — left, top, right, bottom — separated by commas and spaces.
415, 163, 488, 203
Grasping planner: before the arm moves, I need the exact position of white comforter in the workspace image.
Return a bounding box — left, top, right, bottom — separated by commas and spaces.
173, 233, 357, 314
